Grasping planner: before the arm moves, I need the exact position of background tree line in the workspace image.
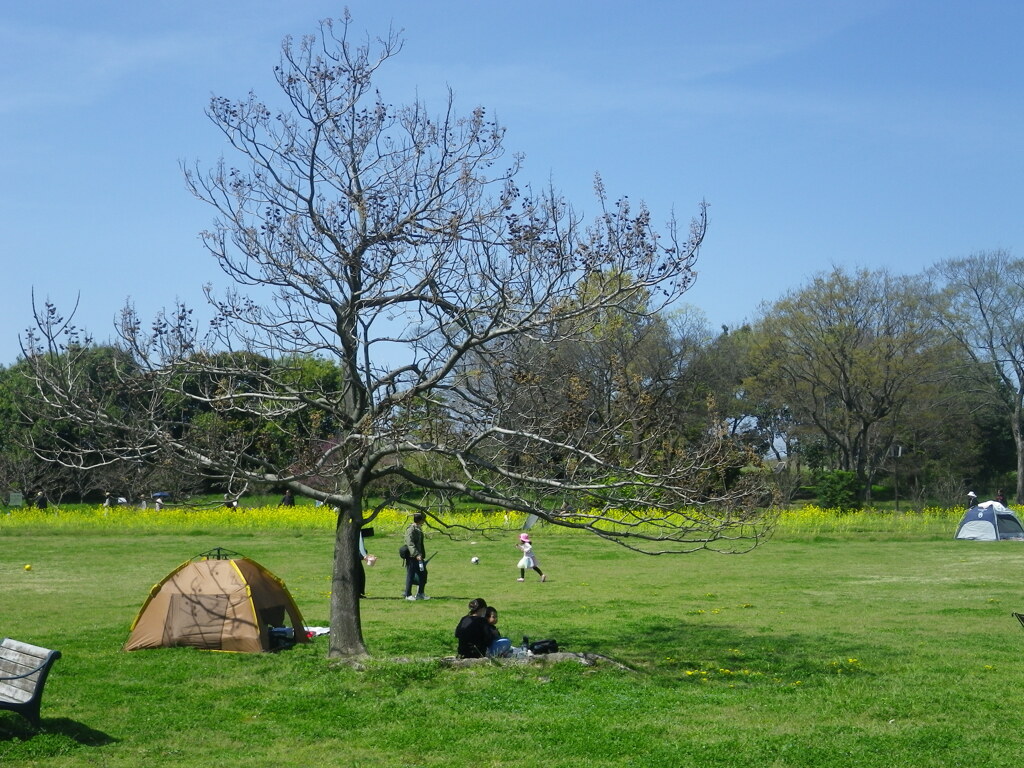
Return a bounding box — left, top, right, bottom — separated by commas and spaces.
5, 251, 1021, 510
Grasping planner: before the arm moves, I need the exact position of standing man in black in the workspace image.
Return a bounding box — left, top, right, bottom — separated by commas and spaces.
403, 512, 429, 601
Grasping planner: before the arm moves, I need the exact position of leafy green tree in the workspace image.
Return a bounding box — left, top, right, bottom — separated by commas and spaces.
692, 324, 809, 502
693, 324, 785, 455
23, 16, 775, 658
0, 341, 154, 504
0, 361, 47, 500
160, 350, 342, 494
748, 267, 944, 501
486, 288, 717, 469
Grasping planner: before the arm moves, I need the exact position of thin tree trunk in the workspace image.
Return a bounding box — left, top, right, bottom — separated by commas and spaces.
1014, 411, 1024, 506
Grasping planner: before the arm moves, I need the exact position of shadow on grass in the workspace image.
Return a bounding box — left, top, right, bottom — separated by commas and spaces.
572, 618, 875, 681
0, 715, 116, 746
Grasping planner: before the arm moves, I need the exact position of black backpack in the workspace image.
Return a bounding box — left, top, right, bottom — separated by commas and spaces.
529, 639, 559, 654
398, 544, 410, 560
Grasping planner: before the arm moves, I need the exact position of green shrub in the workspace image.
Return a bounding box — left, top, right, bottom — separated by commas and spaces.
814, 470, 862, 511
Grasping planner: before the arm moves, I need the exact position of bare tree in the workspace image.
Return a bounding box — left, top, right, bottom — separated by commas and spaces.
930, 250, 1024, 503
22, 16, 776, 658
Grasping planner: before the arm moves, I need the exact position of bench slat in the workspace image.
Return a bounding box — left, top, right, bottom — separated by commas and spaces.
1, 638, 52, 658
0, 648, 50, 671
0, 681, 32, 703
0, 671, 41, 695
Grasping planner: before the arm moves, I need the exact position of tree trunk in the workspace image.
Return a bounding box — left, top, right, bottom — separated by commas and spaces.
327, 496, 369, 658
1014, 408, 1024, 506
853, 428, 871, 503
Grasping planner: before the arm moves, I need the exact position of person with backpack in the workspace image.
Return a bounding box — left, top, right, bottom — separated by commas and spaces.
403, 512, 429, 600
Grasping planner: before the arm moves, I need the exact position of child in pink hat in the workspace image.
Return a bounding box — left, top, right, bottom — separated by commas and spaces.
516, 532, 546, 582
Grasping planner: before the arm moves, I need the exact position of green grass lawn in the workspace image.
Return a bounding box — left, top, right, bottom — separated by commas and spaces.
4, 517, 1024, 767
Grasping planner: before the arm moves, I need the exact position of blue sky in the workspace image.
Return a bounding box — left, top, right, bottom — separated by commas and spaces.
2, 0, 1021, 366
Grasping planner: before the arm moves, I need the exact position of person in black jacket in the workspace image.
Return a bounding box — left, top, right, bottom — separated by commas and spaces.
455, 598, 491, 658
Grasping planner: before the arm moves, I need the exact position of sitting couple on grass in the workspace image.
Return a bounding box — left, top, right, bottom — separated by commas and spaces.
454, 598, 513, 658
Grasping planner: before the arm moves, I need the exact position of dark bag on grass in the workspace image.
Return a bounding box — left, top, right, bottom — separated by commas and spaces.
529, 639, 558, 654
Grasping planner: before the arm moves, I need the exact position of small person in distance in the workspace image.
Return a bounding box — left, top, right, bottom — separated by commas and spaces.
516, 533, 546, 582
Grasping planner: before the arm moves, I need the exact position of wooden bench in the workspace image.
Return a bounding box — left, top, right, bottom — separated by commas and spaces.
0, 638, 61, 726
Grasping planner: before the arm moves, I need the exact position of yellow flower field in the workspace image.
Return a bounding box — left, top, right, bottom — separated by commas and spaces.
0, 502, 967, 536
777, 504, 962, 536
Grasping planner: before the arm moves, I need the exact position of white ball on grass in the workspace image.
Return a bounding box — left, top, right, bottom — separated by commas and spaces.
470, 556, 480, 564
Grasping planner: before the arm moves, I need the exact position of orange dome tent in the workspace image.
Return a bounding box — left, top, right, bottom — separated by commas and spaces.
124, 548, 308, 653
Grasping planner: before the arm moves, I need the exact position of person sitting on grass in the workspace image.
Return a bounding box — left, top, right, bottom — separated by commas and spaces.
455, 598, 491, 658
484, 605, 512, 658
